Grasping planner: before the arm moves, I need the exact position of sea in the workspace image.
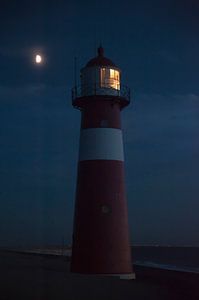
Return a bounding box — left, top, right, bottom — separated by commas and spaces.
132, 246, 199, 274
6, 245, 199, 274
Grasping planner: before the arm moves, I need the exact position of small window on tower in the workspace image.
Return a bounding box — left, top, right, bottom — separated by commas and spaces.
100, 68, 120, 90
100, 120, 108, 127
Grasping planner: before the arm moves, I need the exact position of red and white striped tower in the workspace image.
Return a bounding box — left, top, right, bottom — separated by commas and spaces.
71, 47, 135, 279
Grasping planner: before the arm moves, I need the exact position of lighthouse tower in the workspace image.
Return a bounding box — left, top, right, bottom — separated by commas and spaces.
71, 47, 134, 279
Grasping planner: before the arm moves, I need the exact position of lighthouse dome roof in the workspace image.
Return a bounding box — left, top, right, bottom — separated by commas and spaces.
86, 46, 117, 68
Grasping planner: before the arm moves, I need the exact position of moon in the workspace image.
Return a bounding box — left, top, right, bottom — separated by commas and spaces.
35, 54, 42, 64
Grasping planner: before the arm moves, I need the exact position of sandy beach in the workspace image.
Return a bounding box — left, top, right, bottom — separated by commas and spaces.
0, 250, 198, 300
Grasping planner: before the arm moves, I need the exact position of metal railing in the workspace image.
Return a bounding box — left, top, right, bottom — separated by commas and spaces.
71, 84, 130, 104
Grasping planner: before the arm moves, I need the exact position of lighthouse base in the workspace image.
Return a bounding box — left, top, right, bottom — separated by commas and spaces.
70, 271, 136, 280
102, 273, 136, 280
118, 273, 136, 280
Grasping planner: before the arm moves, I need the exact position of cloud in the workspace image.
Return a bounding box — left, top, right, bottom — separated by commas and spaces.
0, 83, 71, 102
156, 50, 181, 64
123, 92, 199, 172
124, 92, 199, 127
0, 45, 32, 59
0, 84, 47, 98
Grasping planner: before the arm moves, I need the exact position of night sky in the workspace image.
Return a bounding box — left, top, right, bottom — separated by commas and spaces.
1, 0, 199, 248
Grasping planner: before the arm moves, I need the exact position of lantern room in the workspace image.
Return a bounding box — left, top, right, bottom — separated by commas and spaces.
80, 46, 121, 97
72, 46, 130, 109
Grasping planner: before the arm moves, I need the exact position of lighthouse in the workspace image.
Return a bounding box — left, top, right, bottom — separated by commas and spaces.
71, 47, 135, 279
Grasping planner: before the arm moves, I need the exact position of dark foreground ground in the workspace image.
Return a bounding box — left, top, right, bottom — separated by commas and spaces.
0, 250, 199, 300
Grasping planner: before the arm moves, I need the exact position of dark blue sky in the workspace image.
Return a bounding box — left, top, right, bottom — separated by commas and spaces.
1, 0, 199, 247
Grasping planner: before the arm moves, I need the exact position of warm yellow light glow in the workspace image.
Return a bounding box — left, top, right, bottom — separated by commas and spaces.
35, 54, 42, 64
100, 68, 120, 90
110, 69, 115, 78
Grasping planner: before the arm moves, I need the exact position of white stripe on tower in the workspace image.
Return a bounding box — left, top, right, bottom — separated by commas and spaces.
78, 128, 124, 162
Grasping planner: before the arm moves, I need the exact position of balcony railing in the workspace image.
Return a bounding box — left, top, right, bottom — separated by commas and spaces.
72, 84, 130, 105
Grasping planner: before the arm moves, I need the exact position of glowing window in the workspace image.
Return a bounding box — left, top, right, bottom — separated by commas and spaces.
110, 69, 115, 78
100, 68, 120, 90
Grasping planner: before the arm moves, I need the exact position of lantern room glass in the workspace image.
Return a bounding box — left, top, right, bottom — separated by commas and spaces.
100, 68, 120, 90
